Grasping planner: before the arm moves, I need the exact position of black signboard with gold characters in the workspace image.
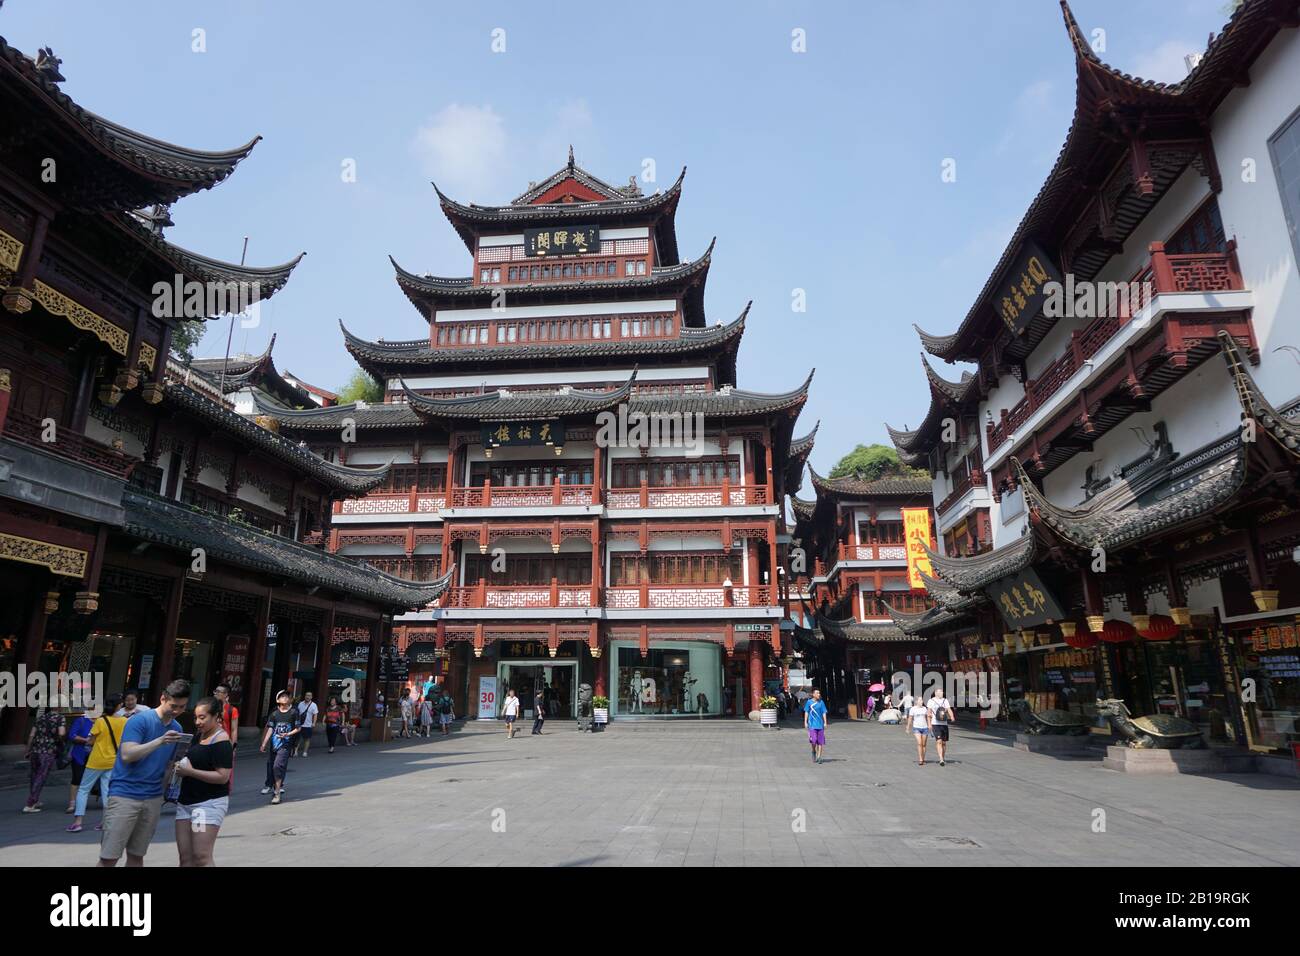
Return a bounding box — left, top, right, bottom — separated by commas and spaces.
482, 420, 565, 449
985, 566, 1065, 630
993, 240, 1063, 337
524, 225, 600, 257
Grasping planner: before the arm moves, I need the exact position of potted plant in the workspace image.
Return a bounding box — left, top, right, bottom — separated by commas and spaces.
759, 695, 779, 727
592, 695, 610, 725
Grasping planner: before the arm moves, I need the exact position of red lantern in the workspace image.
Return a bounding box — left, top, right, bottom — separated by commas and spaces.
1063, 627, 1098, 649
1100, 619, 1137, 644
1139, 614, 1179, 641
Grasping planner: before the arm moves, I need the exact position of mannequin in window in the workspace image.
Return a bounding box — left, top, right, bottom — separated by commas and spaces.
682, 671, 698, 713
629, 671, 643, 713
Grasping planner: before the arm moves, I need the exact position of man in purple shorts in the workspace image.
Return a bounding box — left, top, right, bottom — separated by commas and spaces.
803, 688, 829, 764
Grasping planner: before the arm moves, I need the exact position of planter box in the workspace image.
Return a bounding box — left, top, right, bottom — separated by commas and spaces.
760, 708, 778, 726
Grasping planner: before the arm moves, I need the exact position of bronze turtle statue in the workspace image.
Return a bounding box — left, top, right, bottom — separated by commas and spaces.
1096, 698, 1205, 749
1011, 699, 1090, 735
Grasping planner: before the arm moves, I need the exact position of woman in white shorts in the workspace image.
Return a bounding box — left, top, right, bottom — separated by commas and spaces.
174, 697, 233, 866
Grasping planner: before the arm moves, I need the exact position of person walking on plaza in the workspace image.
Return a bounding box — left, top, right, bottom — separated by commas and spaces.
295, 691, 318, 757
324, 696, 346, 753
436, 689, 455, 736
114, 690, 149, 717
65, 707, 94, 814
907, 694, 933, 766
343, 701, 359, 746
502, 688, 521, 738
68, 695, 126, 833
418, 695, 434, 738
532, 686, 546, 735
927, 689, 955, 767
260, 691, 300, 805
97, 679, 190, 867
22, 706, 65, 813
213, 683, 239, 789
398, 688, 413, 738
174, 697, 233, 866
803, 688, 829, 764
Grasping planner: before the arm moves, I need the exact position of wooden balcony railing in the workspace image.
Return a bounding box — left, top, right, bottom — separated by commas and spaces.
451, 482, 595, 508
434, 310, 676, 349
444, 582, 594, 609
936, 469, 984, 516
338, 490, 446, 515
365, 556, 444, 582
605, 483, 770, 509
603, 584, 775, 609
3, 409, 134, 478
986, 243, 1244, 451
835, 542, 909, 563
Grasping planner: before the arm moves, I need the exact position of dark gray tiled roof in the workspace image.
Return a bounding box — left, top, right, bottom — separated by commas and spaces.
402, 372, 638, 422
0, 36, 259, 207
340, 305, 746, 370
915, 0, 1288, 362
253, 394, 424, 432
161, 382, 391, 493
122, 489, 451, 609
1219, 330, 1300, 459
111, 213, 302, 300
815, 614, 921, 643
924, 532, 1037, 593
190, 334, 311, 407
807, 466, 932, 499
391, 237, 712, 308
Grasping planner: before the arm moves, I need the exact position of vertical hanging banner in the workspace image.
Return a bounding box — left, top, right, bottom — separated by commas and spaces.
902, 507, 935, 589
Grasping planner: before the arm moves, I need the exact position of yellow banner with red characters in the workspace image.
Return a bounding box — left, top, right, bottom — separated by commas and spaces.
902, 507, 934, 589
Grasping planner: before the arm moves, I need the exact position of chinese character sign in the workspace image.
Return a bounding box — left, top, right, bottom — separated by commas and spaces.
524, 225, 600, 257
983, 567, 1066, 629
481, 420, 565, 448
993, 241, 1062, 337
902, 507, 934, 589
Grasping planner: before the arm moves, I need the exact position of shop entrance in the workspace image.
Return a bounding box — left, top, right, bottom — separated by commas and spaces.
1140, 634, 1233, 742
498, 661, 577, 718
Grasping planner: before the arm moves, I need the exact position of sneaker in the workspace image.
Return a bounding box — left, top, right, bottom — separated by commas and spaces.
21, 805, 41, 813
94, 823, 103, 831
65, 823, 83, 833
939, 760, 945, 767
271, 793, 282, 805
260, 786, 272, 795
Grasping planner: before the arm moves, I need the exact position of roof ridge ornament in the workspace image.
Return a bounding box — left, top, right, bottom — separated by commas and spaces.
34, 46, 65, 84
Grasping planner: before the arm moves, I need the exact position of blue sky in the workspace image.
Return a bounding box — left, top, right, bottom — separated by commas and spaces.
2, 0, 1237, 475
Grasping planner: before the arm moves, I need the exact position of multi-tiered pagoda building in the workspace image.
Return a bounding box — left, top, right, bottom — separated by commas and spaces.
262, 152, 814, 721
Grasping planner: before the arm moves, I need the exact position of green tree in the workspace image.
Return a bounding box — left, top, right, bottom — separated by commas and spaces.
828, 443, 926, 481
170, 320, 206, 364
337, 366, 383, 404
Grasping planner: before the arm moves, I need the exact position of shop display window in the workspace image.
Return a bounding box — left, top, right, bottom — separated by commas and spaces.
610, 642, 721, 717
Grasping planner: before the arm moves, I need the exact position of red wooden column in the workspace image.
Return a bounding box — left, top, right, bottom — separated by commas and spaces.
589, 521, 601, 606
748, 639, 765, 714
153, 574, 185, 702
592, 443, 603, 505
314, 606, 335, 705
591, 622, 605, 698
243, 589, 273, 727
0, 367, 12, 432
363, 616, 384, 721
1, 583, 53, 744
762, 428, 774, 502
767, 519, 778, 604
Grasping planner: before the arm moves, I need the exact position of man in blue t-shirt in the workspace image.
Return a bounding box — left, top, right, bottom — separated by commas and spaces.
98, 679, 190, 867
803, 688, 829, 765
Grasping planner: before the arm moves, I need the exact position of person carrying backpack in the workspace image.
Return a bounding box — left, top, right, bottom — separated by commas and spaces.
436, 689, 455, 736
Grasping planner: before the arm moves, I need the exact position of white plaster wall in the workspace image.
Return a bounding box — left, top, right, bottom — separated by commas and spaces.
235, 482, 286, 515
196, 466, 227, 491
338, 543, 404, 556
345, 446, 424, 466
1210, 28, 1300, 401
84, 418, 145, 458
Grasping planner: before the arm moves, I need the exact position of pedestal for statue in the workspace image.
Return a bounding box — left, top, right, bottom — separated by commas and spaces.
1101, 745, 1252, 774
1013, 733, 1092, 755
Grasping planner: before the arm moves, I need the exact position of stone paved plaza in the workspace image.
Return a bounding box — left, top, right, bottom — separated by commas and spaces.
3, 720, 1298, 867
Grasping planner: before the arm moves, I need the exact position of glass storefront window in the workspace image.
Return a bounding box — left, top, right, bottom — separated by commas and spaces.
497, 661, 577, 718
610, 642, 721, 717
1234, 622, 1300, 751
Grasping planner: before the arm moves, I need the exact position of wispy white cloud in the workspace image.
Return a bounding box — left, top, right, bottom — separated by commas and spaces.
1130, 39, 1200, 83
995, 79, 1054, 156
411, 103, 508, 195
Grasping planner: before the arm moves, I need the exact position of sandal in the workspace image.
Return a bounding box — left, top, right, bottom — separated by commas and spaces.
271, 793, 282, 805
